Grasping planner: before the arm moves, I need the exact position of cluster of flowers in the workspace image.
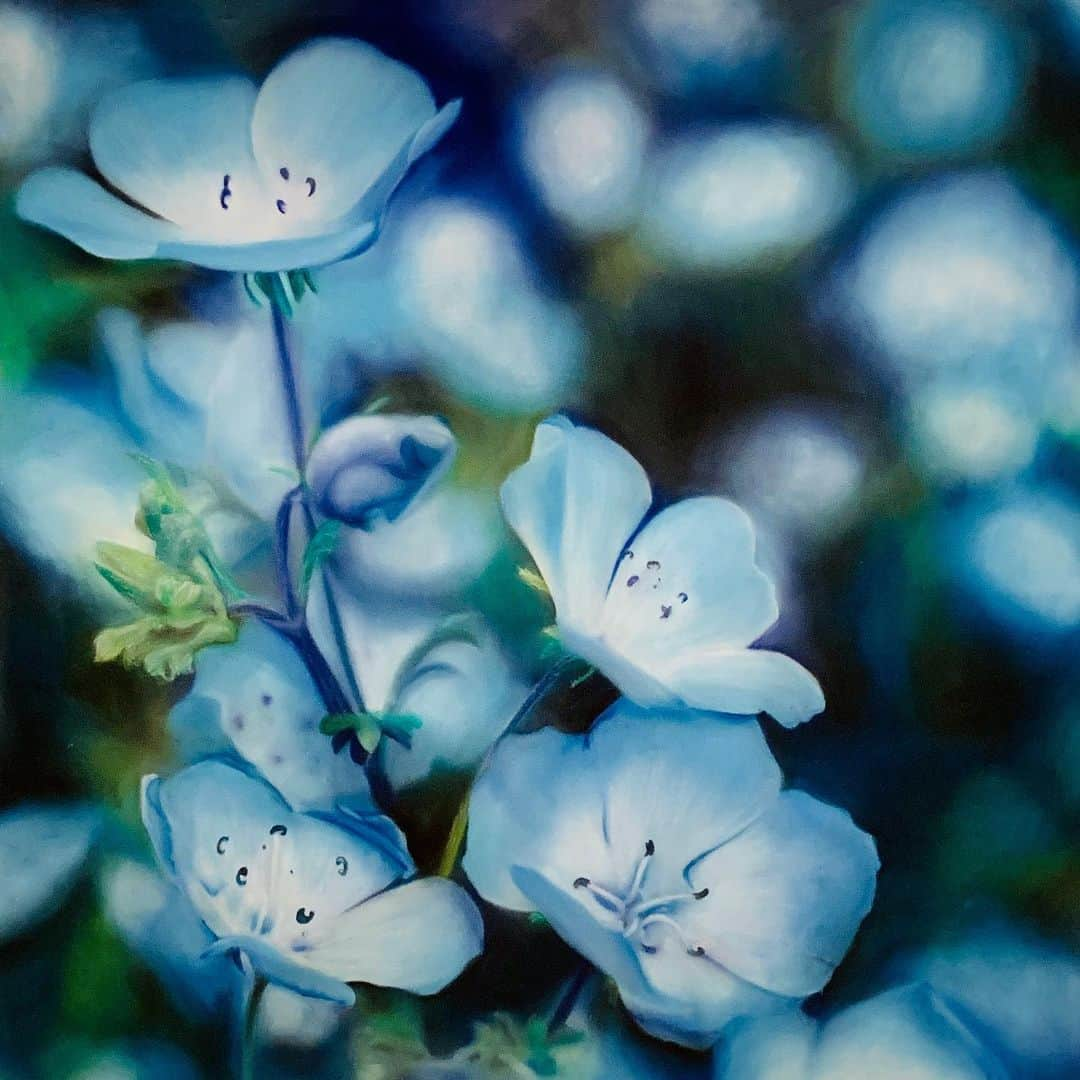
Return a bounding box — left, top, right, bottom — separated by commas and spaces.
3, 34, 1022, 1079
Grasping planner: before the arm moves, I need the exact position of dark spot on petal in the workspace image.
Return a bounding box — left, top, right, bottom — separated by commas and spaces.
693, 888, 710, 900
270, 824, 287, 836
647, 560, 660, 570
232, 714, 245, 731
336, 856, 348, 876
660, 604, 672, 619
235, 866, 248, 886
296, 907, 315, 924
271, 754, 284, 766
216, 836, 229, 855
261, 693, 273, 706
689, 945, 707, 957
276, 199, 287, 214
678, 592, 688, 603
305, 177, 316, 196
279, 166, 289, 180
644, 839, 655, 856
219, 175, 231, 210
626, 575, 639, 587
573, 877, 590, 889
640, 943, 658, 954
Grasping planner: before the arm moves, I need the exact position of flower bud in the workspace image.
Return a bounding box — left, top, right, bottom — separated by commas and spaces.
306, 414, 456, 527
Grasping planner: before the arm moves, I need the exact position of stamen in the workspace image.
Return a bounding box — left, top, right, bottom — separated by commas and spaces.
296, 907, 315, 924
627, 840, 655, 902
573, 876, 590, 888
637, 913, 706, 957
270, 824, 287, 836
276, 199, 287, 214
572, 877, 626, 914
305, 177, 316, 196
216, 835, 229, 854
219, 175, 231, 210
633, 889, 711, 918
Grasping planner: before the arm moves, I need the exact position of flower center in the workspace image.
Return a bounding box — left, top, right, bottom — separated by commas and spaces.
217, 165, 319, 220
571, 839, 710, 957
614, 549, 690, 623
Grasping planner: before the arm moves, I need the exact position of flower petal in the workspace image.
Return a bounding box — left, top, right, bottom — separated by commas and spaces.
168, 622, 373, 813
814, 984, 1009, 1080
301, 877, 483, 995
251, 38, 441, 220
601, 497, 778, 658
205, 935, 355, 1005
712, 1011, 818, 1079
658, 647, 825, 728
89, 75, 261, 227
16, 167, 175, 259
0, 803, 102, 943
500, 417, 651, 635
684, 790, 878, 998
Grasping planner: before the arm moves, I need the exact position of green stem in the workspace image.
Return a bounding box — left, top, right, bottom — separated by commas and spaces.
239, 976, 267, 1080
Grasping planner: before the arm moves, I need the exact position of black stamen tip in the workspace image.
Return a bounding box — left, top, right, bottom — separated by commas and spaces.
689, 945, 707, 957
235, 866, 248, 886
694, 887, 710, 900
296, 907, 315, 925
644, 839, 655, 856
216, 835, 229, 854
306, 176, 316, 196
640, 943, 658, 954
573, 877, 591, 889
647, 559, 660, 570
678, 592, 688, 603
336, 856, 348, 876
269, 824, 287, 836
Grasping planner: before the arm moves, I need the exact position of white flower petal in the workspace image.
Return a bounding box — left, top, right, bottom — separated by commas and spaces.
658, 646, 825, 728
302, 877, 483, 995
16, 167, 175, 259
686, 790, 878, 998
601, 496, 778, 661
500, 417, 651, 635
251, 38, 438, 221
89, 75, 262, 228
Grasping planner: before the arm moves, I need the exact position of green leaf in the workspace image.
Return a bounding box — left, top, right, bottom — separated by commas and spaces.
361, 394, 393, 415
301, 519, 342, 596
319, 713, 357, 736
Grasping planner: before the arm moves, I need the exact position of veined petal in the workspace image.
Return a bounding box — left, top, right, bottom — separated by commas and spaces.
89, 75, 262, 228
205, 935, 355, 1005
301, 877, 483, 995
657, 646, 825, 728
602, 497, 779, 660
251, 38, 441, 221
500, 417, 651, 635
16, 167, 176, 259
685, 791, 878, 999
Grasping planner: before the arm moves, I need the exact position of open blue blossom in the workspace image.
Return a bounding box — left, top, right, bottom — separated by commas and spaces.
0, 802, 102, 942
501, 416, 825, 727
306, 414, 456, 527
16, 38, 460, 272
141, 759, 483, 1005
463, 701, 878, 1048
714, 983, 1007, 1079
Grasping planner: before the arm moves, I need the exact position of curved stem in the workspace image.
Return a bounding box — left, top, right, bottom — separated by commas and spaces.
437, 655, 578, 876
547, 961, 593, 1036
271, 300, 305, 473
238, 975, 267, 1080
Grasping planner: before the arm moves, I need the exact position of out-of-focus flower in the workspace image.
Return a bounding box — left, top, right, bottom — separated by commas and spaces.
640, 123, 852, 271
47, 1039, 202, 1080
0, 803, 102, 942
502, 416, 824, 727
902, 924, 1080, 1078
169, 621, 373, 812
952, 487, 1080, 639
307, 590, 529, 790
141, 759, 483, 1004
517, 67, 649, 234
827, 172, 1077, 405
307, 414, 455, 528
624, 0, 785, 100
308, 197, 585, 414
464, 701, 877, 1048
839, 0, 1026, 160
0, 4, 153, 167
907, 380, 1041, 484
17, 39, 460, 272
714, 983, 1008, 1079
711, 404, 866, 542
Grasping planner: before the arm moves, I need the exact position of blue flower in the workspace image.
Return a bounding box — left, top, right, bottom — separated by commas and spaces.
501, 416, 825, 727
141, 759, 483, 1005
463, 701, 878, 1048
306, 414, 456, 527
16, 38, 460, 272
714, 983, 1008, 1079
0, 802, 102, 942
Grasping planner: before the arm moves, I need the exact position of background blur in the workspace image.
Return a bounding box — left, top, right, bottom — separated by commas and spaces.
0, 0, 1078, 1077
